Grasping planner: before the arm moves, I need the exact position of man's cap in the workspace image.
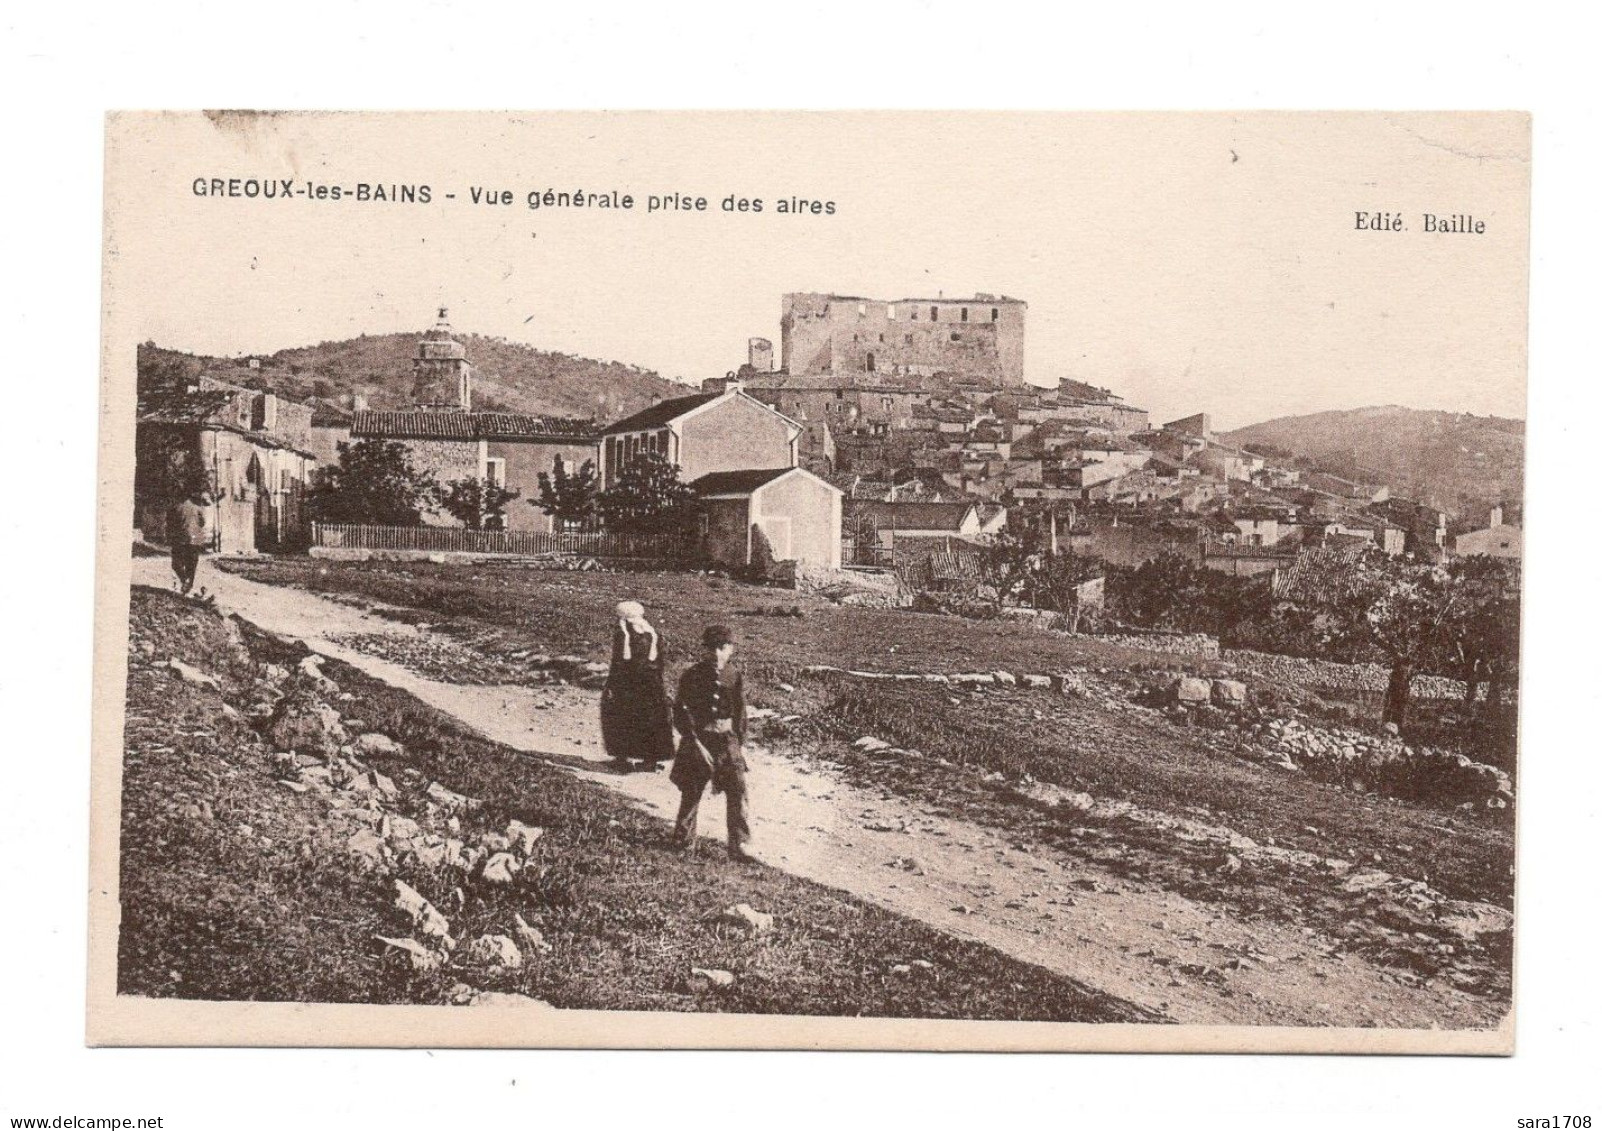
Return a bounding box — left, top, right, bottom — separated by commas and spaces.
702, 624, 734, 649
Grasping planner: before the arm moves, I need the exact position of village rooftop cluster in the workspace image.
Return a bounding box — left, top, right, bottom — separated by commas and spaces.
133, 294, 1523, 575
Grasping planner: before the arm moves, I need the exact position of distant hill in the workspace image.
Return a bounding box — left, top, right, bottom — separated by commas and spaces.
1222, 406, 1524, 519
137, 332, 694, 423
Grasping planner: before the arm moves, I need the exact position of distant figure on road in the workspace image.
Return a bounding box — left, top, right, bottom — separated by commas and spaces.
168, 488, 212, 596
600, 600, 675, 772
670, 624, 753, 861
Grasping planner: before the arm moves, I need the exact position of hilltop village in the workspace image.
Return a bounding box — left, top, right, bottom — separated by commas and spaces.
133, 294, 1523, 576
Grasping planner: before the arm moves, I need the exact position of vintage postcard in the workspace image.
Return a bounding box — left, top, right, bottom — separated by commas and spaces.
90, 111, 1528, 1052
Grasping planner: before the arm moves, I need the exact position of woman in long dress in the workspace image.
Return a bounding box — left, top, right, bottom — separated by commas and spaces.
600, 600, 675, 772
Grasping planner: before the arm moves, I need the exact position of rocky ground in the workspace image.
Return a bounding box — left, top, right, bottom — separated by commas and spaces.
131, 557, 1515, 1029
118, 582, 1149, 1020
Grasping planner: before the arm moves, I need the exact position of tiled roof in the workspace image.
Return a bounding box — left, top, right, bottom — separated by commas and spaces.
351, 410, 595, 441
846, 500, 977, 531
474, 412, 597, 439
601, 392, 722, 435
692, 467, 804, 496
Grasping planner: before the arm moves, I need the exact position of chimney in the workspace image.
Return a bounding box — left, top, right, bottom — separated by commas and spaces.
1490, 505, 1503, 528
352, 393, 370, 412
748, 337, 774, 373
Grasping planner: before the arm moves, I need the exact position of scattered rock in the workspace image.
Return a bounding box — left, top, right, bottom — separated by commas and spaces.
1211, 679, 1247, 707
465, 933, 523, 970
852, 736, 892, 753
394, 879, 452, 944
1174, 677, 1213, 704
514, 912, 553, 955
166, 658, 221, 690
721, 903, 774, 934
353, 732, 404, 760
268, 696, 348, 758
506, 820, 544, 855
377, 935, 442, 973
482, 852, 520, 884
425, 781, 479, 811
690, 967, 736, 989
348, 829, 389, 870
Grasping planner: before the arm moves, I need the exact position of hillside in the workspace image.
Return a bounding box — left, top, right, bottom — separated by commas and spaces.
1222, 406, 1524, 519
138, 332, 694, 422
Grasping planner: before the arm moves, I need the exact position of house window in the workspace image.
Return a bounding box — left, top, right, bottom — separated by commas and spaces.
878, 333, 884, 343
961, 307, 969, 322
485, 457, 506, 487
858, 303, 866, 316
887, 305, 896, 320
950, 331, 961, 342
991, 307, 1000, 321
930, 306, 939, 321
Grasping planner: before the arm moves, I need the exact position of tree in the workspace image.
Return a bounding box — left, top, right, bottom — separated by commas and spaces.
1439, 555, 1521, 718
976, 527, 1043, 613
595, 450, 695, 535
1033, 552, 1105, 632
439, 476, 521, 530
1277, 548, 1457, 726
534, 456, 600, 529
309, 440, 438, 526
845, 509, 881, 565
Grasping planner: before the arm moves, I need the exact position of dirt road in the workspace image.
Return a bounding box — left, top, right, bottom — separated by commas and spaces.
130, 557, 1504, 1029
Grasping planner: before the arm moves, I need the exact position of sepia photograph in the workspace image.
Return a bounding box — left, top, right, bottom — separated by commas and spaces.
89, 110, 1529, 1053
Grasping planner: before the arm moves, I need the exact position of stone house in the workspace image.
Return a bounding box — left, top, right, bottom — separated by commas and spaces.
135, 375, 318, 553
598, 384, 801, 490
694, 467, 843, 571
349, 410, 599, 532
1454, 505, 1522, 560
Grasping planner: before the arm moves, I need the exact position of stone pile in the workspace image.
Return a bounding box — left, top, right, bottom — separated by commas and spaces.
1221, 648, 1466, 701
226, 647, 558, 991
1088, 631, 1221, 659
1246, 714, 1514, 810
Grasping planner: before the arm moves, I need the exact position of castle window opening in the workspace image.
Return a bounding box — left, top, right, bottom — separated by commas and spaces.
866, 352, 876, 372
961, 307, 969, 322
930, 306, 939, 321
991, 307, 1000, 321
887, 305, 896, 320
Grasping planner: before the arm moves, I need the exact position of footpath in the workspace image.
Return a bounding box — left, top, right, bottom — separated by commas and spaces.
126, 555, 1506, 1030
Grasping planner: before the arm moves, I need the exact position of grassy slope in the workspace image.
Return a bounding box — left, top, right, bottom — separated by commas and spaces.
118, 586, 1147, 1021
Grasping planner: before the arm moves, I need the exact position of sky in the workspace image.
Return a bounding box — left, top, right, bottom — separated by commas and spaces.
105, 112, 1530, 431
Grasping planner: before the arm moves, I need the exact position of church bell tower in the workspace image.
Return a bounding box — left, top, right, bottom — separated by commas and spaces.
411, 307, 473, 411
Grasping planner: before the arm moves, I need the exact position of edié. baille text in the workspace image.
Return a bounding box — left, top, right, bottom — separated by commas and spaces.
1354, 211, 1486, 234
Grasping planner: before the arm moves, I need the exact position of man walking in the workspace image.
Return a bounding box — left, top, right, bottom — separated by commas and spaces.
670, 625, 754, 861
169, 486, 212, 595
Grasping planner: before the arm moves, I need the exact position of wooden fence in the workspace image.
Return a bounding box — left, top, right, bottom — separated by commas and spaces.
312, 522, 698, 560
